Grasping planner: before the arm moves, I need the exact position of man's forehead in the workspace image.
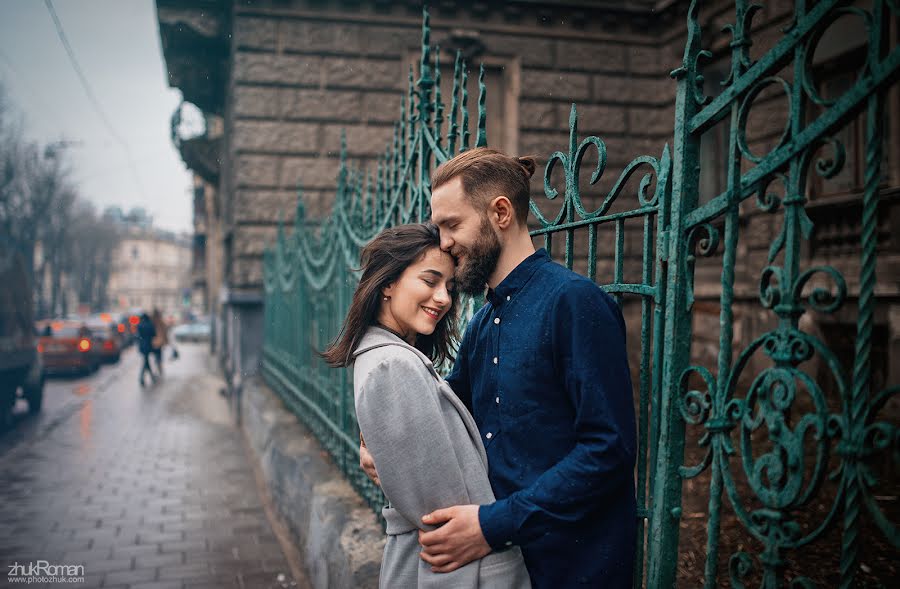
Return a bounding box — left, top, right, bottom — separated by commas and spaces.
431, 179, 468, 219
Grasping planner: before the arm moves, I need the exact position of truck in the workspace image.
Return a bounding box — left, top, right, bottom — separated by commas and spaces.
0, 244, 44, 429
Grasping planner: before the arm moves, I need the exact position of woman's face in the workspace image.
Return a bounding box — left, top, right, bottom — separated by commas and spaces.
379, 247, 455, 343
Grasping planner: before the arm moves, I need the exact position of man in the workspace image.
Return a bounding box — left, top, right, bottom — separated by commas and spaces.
361, 148, 637, 587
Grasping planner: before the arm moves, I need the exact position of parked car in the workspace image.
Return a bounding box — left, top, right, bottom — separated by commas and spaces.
172, 321, 210, 343
37, 321, 101, 375
0, 246, 43, 427
86, 322, 122, 364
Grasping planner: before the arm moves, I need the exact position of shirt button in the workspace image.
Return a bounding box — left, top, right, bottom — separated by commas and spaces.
486, 432, 493, 439
493, 357, 498, 364
505, 541, 512, 546
495, 396, 500, 404
494, 317, 500, 325
506, 295, 511, 301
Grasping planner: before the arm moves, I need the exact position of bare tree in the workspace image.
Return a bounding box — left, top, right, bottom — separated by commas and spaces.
64, 200, 119, 312
0, 85, 117, 317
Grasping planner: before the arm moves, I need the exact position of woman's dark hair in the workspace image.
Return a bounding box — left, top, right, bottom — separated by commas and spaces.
321, 223, 459, 368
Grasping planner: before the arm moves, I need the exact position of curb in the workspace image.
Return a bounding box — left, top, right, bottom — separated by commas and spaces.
240, 376, 384, 588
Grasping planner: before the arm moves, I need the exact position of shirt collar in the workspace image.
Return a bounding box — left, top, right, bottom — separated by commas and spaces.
486, 248, 550, 307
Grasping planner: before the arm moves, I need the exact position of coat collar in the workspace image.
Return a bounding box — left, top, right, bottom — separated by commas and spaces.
351, 326, 434, 369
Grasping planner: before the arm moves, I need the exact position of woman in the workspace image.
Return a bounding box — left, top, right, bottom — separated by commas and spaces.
323, 223, 530, 588
150, 309, 168, 376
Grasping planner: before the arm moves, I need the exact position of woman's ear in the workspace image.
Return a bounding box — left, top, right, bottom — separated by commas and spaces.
381, 283, 395, 300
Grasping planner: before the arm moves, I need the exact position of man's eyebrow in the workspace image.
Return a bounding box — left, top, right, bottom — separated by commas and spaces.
432, 214, 459, 225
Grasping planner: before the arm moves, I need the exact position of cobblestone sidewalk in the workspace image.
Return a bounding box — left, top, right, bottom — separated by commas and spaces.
0, 345, 307, 589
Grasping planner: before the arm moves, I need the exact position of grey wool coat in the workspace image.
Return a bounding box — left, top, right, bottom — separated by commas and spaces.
352, 327, 531, 589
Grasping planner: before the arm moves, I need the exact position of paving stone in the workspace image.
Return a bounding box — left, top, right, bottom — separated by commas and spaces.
102, 567, 157, 586
135, 551, 185, 568
110, 543, 163, 559
130, 581, 184, 589
157, 562, 212, 581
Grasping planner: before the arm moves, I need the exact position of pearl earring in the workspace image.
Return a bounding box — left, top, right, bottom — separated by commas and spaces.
383, 296, 389, 301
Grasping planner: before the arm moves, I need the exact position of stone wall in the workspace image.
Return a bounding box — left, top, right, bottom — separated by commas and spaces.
225, 0, 685, 294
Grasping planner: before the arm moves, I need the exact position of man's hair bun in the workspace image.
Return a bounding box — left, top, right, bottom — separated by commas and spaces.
516, 156, 537, 180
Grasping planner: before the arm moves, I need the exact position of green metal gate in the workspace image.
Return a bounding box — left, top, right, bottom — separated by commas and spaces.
263, 3, 899, 586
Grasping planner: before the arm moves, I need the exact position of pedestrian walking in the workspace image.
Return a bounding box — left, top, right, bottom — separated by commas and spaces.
136, 313, 156, 387
151, 308, 168, 376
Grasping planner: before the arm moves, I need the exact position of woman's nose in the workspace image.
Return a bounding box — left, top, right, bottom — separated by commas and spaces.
433, 285, 451, 305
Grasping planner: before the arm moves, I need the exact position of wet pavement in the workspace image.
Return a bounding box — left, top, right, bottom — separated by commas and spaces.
0, 344, 307, 589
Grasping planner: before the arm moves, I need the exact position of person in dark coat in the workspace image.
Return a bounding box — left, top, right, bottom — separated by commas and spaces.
136, 313, 156, 387
150, 309, 168, 376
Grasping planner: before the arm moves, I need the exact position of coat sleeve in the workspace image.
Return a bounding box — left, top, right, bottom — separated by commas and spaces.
477, 280, 637, 548
355, 352, 481, 586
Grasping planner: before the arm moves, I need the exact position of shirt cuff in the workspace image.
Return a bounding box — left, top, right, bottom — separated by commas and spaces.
478, 501, 517, 551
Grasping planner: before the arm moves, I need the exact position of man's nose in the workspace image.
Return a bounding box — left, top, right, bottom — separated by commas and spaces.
440, 234, 453, 252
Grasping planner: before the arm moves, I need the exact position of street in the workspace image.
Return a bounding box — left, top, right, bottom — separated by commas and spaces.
0, 344, 306, 589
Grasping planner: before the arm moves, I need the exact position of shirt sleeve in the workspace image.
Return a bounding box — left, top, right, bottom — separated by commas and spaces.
478, 280, 637, 549
444, 319, 474, 412
355, 353, 481, 585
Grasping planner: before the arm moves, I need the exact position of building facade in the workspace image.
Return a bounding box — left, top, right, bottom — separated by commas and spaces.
157, 0, 899, 400
157, 0, 688, 386
106, 219, 192, 316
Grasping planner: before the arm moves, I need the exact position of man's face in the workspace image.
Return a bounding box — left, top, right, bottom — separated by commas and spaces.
431, 177, 502, 295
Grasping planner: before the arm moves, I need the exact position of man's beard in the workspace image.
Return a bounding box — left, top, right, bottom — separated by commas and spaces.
454, 218, 502, 295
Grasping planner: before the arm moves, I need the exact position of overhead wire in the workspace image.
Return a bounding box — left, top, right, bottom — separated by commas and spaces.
43, 0, 150, 202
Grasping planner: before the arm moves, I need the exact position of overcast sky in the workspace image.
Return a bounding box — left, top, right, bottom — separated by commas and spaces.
0, 0, 192, 233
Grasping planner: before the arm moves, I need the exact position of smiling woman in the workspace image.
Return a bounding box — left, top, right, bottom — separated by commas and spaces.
321, 223, 460, 369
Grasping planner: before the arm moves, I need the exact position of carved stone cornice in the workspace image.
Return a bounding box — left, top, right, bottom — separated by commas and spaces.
157, 0, 229, 115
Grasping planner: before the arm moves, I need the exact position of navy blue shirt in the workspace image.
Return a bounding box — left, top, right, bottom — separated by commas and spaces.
446, 249, 637, 588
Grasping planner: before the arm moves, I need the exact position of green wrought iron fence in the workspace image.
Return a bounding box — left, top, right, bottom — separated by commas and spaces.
263, 3, 899, 587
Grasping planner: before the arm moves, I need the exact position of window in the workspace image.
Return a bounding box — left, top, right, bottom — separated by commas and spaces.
408, 52, 518, 155
698, 68, 729, 205
808, 47, 892, 199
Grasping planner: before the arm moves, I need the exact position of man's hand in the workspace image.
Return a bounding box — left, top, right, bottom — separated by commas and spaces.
418, 505, 491, 573
359, 442, 380, 487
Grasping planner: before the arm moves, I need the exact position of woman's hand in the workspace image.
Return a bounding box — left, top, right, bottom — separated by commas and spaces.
359, 440, 380, 487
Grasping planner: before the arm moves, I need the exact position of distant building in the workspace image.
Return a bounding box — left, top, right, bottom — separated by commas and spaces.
105, 210, 192, 315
